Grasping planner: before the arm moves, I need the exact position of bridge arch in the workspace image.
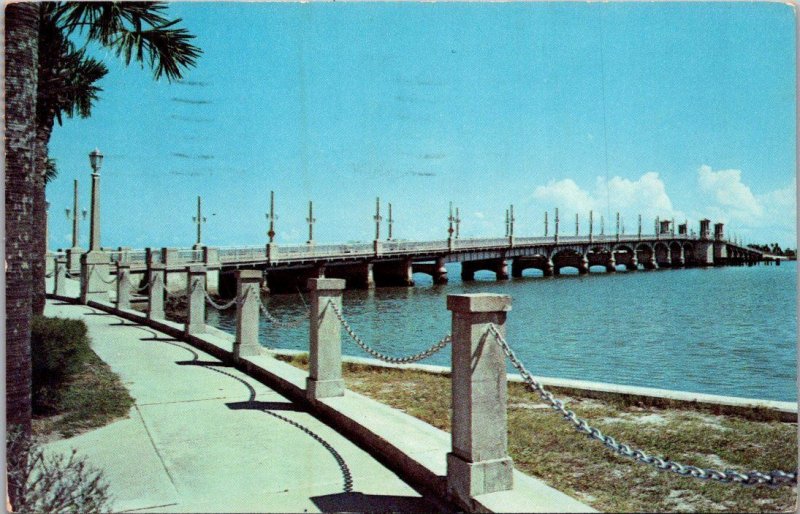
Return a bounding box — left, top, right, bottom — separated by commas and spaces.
552, 248, 588, 275
682, 242, 695, 266
635, 242, 655, 269
511, 254, 552, 277
669, 241, 685, 267
654, 241, 671, 267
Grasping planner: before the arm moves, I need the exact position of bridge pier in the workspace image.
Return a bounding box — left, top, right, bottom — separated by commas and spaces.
326, 261, 375, 289
626, 254, 639, 271
605, 254, 617, 273
373, 258, 414, 287
413, 257, 448, 284
578, 255, 589, 274
461, 258, 509, 281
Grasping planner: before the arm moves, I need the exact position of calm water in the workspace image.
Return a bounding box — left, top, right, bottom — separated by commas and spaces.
208, 262, 797, 402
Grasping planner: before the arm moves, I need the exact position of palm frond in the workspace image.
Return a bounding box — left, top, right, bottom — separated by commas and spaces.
55, 2, 201, 82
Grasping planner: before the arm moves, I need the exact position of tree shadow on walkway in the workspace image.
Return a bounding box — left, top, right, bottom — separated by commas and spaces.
311, 491, 447, 512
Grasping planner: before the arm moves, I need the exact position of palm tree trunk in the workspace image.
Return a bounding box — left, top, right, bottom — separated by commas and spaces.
31, 122, 52, 315
5, 2, 40, 439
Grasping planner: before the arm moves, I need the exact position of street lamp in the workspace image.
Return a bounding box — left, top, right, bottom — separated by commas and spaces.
89, 148, 104, 173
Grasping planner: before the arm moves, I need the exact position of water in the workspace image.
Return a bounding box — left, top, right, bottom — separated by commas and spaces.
207, 262, 797, 402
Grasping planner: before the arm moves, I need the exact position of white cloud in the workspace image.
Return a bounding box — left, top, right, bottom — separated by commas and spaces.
697, 165, 763, 220
532, 178, 594, 213
530, 172, 683, 232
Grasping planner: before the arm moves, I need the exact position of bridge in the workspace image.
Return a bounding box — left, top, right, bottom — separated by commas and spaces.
54, 217, 778, 300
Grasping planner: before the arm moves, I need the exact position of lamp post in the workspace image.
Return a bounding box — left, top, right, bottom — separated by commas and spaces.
387, 203, 394, 241
373, 197, 382, 240
448, 202, 455, 239
455, 207, 461, 239
575, 212, 579, 237
589, 210, 593, 242
504, 209, 509, 237
306, 200, 316, 244
544, 211, 548, 237
266, 190, 277, 243
65, 179, 87, 249
600, 214, 604, 236
192, 195, 206, 249
88, 148, 103, 252
554, 207, 559, 242
638, 214, 642, 240
508, 204, 515, 238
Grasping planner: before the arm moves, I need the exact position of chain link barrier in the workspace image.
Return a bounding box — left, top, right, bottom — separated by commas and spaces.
485, 324, 797, 488
257, 294, 308, 328
133, 279, 151, 292
327, 300, 451, 364
203, 287, 238, 310
90, 266, 117, 285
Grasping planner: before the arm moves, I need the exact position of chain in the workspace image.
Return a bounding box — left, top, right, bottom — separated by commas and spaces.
44, 271, 54, 278
485, 324, 797, 487
327, 300, 451, 364
203, 288, 238, 310
258, 295, 308, 328
133, 279, 151, 292
91, 266, 117, 285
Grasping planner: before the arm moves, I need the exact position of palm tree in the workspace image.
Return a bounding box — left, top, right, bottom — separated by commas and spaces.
31, 2, 201, 315
6, 0, 40, 448
32, 7, 109, 314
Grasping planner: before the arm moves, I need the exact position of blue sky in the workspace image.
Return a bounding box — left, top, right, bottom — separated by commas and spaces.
47, 1, 797, 250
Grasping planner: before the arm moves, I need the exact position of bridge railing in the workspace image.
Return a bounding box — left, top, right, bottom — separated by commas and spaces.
275, 243, 375, 261
176, 249, 204, 263
218, 246, 267, 262
383, 240, 449, 254
127, 250, 148, 264
454, 237, 510, 250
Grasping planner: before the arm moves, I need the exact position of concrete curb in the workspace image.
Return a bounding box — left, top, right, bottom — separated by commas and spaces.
270, 349, 797, 423
77, 298, 594, 513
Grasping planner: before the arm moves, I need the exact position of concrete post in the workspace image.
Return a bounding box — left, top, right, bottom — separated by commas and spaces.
54, 258, 67, 296
306, 278, 346, 400
234, 270, 262, 359
446, 294, 514, 506
89, 169, 101, 252
185, 265, 207, 335
116, 263, 131, 310
147, 263, 166, 320
80, 251, 111, 304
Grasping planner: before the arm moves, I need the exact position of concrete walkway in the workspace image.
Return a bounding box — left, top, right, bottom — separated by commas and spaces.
44, 299, 443, 513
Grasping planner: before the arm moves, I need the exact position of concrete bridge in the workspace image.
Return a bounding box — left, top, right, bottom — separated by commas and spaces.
55, 218, 778, 298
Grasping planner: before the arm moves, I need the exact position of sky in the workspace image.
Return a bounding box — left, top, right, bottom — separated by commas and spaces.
47, 1, 797, 251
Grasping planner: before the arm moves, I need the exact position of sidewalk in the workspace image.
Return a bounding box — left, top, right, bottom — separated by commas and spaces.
44, 299, 443, 513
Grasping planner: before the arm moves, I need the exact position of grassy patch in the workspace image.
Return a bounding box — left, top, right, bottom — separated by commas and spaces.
277, 354, 797, 512
31, 317, 134, 440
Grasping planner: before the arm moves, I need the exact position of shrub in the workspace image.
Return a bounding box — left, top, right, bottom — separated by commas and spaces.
7, 425, 110, 513
31, 316, 91, 414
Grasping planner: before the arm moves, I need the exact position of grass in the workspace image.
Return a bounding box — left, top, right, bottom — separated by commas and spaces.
278, 353, 797, 512
33, 348, 134, 440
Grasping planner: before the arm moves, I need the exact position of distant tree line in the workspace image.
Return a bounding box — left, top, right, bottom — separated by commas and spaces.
747, 243, 796, 258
